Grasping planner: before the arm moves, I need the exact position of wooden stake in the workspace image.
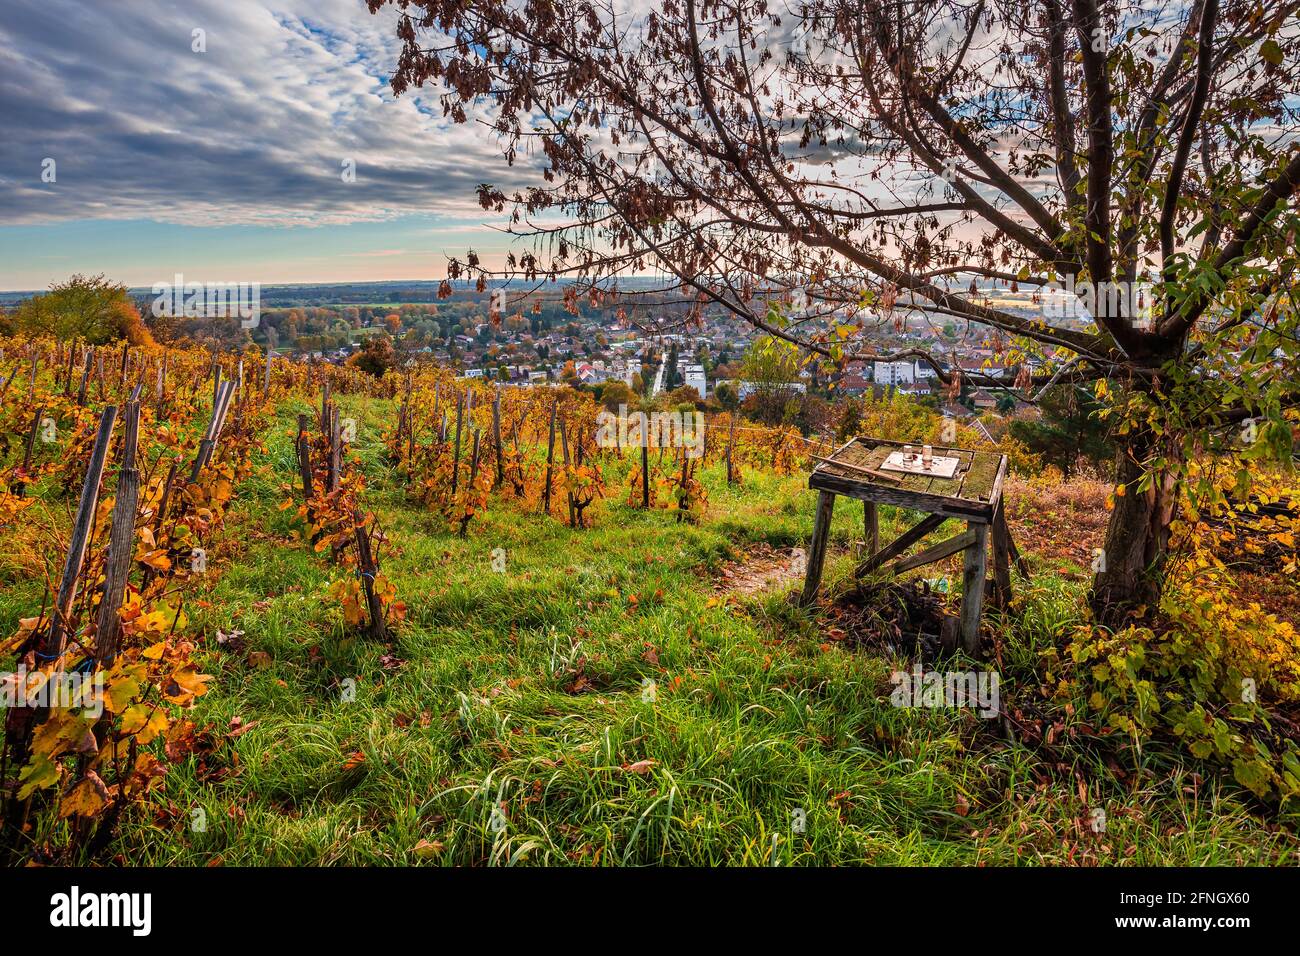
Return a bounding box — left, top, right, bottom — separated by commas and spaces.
542, 397, 557, 514
451, 392, 464, 494
15, 405, 43, 498
76, 348, 92, 406
641, 439, 650, 508
726, 415, 736, 484
296, 414, 316, 533
43, 406, 117, 659
353, 512, 386, 641
94, 401, 140, 664
559, 418, 575, 526
189, 380, 234, 482
492, 386, 503, 489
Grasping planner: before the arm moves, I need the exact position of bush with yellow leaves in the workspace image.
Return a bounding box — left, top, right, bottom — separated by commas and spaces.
1061, 552, 1300, 808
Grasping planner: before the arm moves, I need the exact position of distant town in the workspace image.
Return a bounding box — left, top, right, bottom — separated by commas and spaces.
1, 276, 1098, 426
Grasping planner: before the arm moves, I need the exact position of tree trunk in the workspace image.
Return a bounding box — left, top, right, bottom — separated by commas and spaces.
1089, 422, 1182, 629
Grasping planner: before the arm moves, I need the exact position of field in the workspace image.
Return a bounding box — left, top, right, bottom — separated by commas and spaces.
8, 392, 1296, 863
1, 343, 1297, 867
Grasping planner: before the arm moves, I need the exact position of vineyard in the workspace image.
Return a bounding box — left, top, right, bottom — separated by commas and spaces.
1, 337, 1298, 866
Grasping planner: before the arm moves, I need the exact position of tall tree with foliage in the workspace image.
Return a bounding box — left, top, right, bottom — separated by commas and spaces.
371, 0, 1300, 626
1010, 384, 1115, 475
15, 273, 155, 347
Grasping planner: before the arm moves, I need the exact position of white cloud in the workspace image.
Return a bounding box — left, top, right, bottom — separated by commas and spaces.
0, 0, 534, 226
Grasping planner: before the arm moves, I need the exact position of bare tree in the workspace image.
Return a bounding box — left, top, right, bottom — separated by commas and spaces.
370, 0, 1300, 626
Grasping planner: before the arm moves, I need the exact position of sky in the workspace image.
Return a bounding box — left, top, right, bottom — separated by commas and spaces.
0, 0, 533, 291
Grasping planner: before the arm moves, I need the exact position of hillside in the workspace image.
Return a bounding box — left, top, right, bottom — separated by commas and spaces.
3, 345, 1296, 865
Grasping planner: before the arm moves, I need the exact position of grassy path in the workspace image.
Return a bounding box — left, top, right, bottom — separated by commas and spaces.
107, 394, 1296, 865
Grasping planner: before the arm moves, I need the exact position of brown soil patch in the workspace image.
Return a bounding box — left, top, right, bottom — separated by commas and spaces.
714, 544, 805, 596
1002, 475, 1110, 579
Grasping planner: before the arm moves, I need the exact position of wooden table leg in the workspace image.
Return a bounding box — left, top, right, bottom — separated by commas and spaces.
960, 521, 989, 654
864, 501, 878, 556
991, 500, 1012, 609
800, 490, 836, 606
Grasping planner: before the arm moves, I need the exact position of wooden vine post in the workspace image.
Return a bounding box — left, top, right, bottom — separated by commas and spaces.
295, 413, 317, 538
353, 512, 387, 641
676, 454, 690, 523
542, 396, 558, 515
76, 348, 92, 406
451, 391, 464, 495
640, 437, 650, 508
156, 354, 168, 419
460, 429, 482, 538
44, 407, 118, 661
189, 380, 235, 483
726, 415, 736, 485
328, 406, 342, 494
559, 417, 576, 527
94, 401, 141, 664
15, 405, 44, 498
405, 375, 416, 465
492, 386, 504, 489
397, 375, 411, 465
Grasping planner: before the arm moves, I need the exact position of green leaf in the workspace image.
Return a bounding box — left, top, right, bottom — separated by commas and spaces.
17, 753, 60, 799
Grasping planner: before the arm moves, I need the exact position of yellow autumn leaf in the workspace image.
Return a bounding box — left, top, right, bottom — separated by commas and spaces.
120, 704, 169, 743
164, 665, 212, 702
104, 664, 146, 713
138, 549, 171, 571
59, 771, 110, 819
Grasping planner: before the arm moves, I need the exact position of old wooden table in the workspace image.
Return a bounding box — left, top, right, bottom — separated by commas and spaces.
799, 436, 1016, 653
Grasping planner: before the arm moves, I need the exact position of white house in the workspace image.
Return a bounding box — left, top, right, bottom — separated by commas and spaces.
682, 364, 708, 398
873, 360, 917, 386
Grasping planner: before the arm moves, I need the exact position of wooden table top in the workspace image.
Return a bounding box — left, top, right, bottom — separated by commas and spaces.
808, 436, 1007, 521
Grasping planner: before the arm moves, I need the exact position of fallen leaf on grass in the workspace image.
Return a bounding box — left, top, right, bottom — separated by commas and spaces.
341, 750, 366, 772
227, 718, 260, 739
413, 839, 444, 859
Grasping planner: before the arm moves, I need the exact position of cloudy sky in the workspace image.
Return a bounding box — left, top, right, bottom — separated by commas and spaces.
0, 0, 531, 290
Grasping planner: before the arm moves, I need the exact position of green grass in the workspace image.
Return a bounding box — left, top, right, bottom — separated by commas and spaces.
98, 394, 1299, 865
